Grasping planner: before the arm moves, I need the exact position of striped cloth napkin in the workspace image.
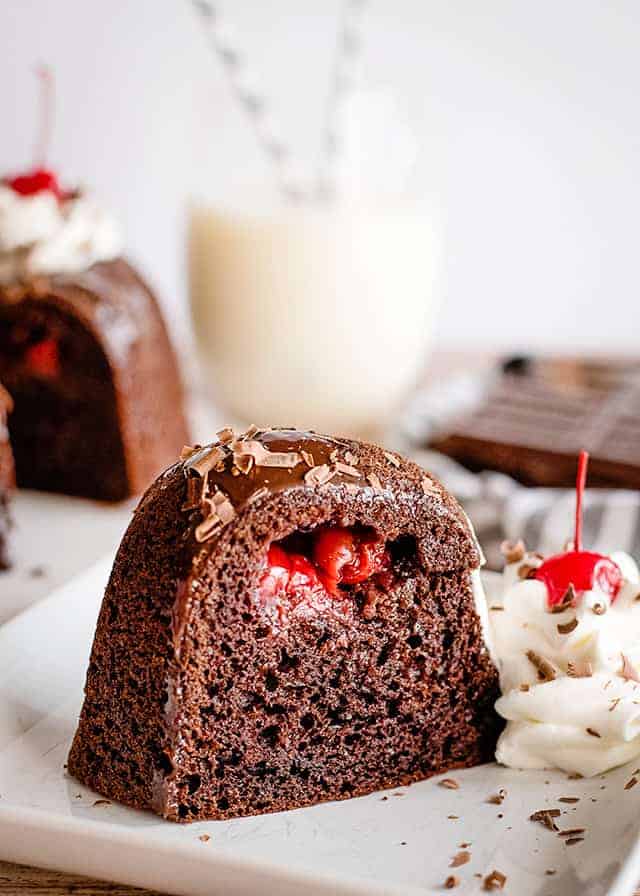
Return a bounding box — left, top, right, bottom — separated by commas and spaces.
403, 448, 640, 571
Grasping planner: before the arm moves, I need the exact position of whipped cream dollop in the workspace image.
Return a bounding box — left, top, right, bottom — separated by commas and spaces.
0, 185, 123, 282
492, 546, 640, 777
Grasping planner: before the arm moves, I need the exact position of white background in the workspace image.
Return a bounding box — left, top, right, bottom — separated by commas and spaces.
1, 0, 639, 354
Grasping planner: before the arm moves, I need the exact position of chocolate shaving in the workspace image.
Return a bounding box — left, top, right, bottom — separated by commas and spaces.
305, 464, 335, 486
567, 661, 593, 678
558, 797, 580, 804
565, 837, 584, 846
568, 772, 583, 780
557, 617, 578, 635
518, 562, 540, 580
185, 445, 228, 478
586, 727, 601, 738
344, 450, 358, 465
247, 487, 269, 504
449, 851, 470, 868
591, 602, 607, 616
421, 475, 437, 495
620, 653, 640, 683
92, 799, 111, 807
194, 487, 235, 542
233, 452, 254, 475
180, 445, 198, 461
500, 539, 526, 564
242, 424, 259, 439
490, 605, 505, 611
444, 876, 459, 889
368, 472, 383, 490
483, 870, 507, 891
384, 451, 401, 468
551, 584, 577, 613
530, 809, 561, 831
216, 427, 235, 445
333, 461, 362, 479
609, 697, 621, 712
519, 683, 530, 692
439, 778, 460, 790
526, 650, 556, 682
300, 449, 315, 468
558, 827, 585, 836
234, 439, 302, 469
625, 776, 638, 790
182, 475, 204, 511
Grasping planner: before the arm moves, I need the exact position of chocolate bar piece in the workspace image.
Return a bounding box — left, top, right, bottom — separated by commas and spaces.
428, 357, 640, 488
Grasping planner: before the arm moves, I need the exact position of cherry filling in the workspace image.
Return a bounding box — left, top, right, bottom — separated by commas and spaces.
258, 526, 391, 611
534, 450, 622, 607
23, 337, 60, 378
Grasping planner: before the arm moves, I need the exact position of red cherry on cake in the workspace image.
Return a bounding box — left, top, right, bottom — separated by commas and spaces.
24, 338, 60, 378
5, 167, 64, 200
534, 450, 622, 607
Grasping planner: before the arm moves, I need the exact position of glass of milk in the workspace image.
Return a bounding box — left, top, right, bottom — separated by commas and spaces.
188, 198, 440, 437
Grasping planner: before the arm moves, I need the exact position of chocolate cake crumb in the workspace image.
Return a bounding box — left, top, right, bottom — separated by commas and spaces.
625, 776, 638, 790
483, 870, 506, 890
444, 875, 460, 889
592, 602, 607, 615
440, 778, 460, 790
486, 789, 506, 805
586, 727, 601, 738
551, 585, 577, 613
449, 851, 470, 868
198, 834, 211, 842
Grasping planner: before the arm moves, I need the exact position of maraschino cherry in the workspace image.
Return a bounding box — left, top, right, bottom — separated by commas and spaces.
3, 66, 66, 201
534, 450, 622, 607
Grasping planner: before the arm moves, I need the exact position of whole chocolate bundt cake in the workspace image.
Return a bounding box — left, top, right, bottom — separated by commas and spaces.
0, 383, 14, 568
0, 259, 189, 501
68, 428, 500, 821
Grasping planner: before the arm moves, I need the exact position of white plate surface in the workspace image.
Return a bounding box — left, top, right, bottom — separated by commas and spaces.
2, 560, 640, 896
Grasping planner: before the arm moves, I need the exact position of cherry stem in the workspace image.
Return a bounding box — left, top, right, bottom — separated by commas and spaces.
34, 64, 53, 168
574, 450, 589, 553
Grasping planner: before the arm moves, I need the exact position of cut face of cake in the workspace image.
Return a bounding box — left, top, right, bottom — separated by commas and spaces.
0, 177, 189, 500
68, 428, 500, 822
0, 383, 14, 569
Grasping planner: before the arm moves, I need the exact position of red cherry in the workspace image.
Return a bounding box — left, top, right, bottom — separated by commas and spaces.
24, 338, 60, 378
5, 167, 63, 199
535, 551, 622, 607
533, 450, 623, 607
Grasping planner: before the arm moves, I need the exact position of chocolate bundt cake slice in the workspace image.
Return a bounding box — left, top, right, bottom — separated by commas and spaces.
68, 428, 500, 821
0, 259, 189, 501
0, 384, 14, 568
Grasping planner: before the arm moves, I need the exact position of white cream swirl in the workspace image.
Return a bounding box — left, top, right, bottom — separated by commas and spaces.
0, 185, 123, 282
492, 550, 640, 777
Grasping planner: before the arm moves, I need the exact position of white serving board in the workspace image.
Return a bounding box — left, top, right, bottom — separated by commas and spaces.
1, 554, 640, 895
